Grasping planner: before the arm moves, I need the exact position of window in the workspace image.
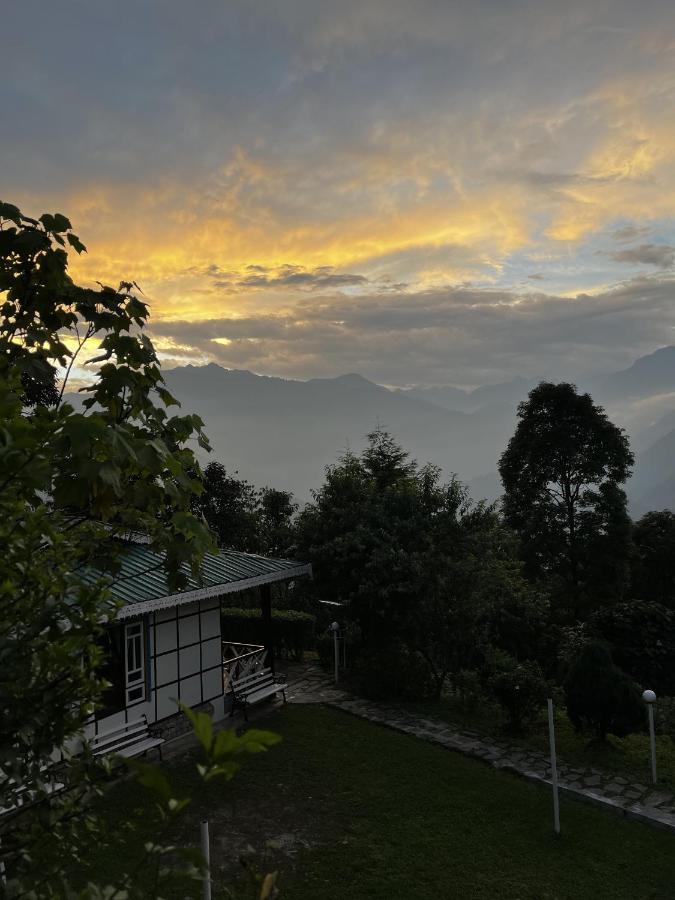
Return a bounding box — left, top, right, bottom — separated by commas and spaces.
95, 625, 125, 720
125, 621, 146, 704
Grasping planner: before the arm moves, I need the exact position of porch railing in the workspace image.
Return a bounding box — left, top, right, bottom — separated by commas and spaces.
222, 641, 266, 692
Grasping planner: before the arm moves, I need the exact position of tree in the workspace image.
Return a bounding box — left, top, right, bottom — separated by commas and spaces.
499, 382, 633, 621
194, 464, 299, 558
564, 642, 644, 741
296, 431, 429, 655
195, 461, 260, 551
259, 486, 298, 557
0, 201, 214, 890
631, 510, 675, 609
297, 429, 538, 699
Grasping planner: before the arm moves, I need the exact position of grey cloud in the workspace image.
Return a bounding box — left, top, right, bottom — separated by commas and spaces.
202, 263, 370, 292
152, 275, 675, 386
3, 0, 674, 201
611, 225, 652, 242
237, 265, 368, 290
150, 317, 291, 342
608, 244, 675, 268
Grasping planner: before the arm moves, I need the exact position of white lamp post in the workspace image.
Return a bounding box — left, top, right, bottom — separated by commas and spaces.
642, 689, 657, 784
547, 698, 561, 835
330, 621, 340, 684
201, 819, 211, 900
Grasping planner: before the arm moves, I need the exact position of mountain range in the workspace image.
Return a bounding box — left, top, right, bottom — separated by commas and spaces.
157, 346, 675, 515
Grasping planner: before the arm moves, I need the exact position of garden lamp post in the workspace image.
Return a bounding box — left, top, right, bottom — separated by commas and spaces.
642, 689, 657, 784
330, 621, 340, 684
201, 819, 211, 900
547, 698, 560, 835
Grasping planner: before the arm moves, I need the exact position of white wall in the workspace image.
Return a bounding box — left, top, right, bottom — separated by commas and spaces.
149, 597, 225, 722
86, 596, 226, 739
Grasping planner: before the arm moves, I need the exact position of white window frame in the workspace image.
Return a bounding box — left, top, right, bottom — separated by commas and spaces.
125, 621, 146, 705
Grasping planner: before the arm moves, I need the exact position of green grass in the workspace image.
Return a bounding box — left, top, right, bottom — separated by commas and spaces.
76, 704, 675, 898
391, 691, 675, 792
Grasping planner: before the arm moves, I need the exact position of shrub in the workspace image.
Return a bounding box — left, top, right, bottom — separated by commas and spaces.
221, 607, 316, 661
452, 669, 485, 711
316, 631, 334, 669
591, 600, 675, 696
487, 655, 549, 732
352, 643, 436, 701
655, 696, 675, 741
564, 642, 644, 740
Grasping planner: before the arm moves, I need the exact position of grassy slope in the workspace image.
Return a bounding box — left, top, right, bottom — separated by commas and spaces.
83, 705, 675, 899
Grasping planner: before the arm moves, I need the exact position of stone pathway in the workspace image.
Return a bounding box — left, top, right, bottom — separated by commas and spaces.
284, 664, 675, 833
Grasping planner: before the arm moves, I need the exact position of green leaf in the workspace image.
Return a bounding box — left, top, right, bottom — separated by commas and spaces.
237, 729, 283, 754
66, 232, 87, 254
0, 201, 22, 225
180, 703, 213, 752
98, 461, 122, 495
125, 759, 173, 803
39, 213, 56, 231
52, 212, 72, 232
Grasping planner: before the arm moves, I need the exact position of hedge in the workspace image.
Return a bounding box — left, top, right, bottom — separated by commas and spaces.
221, 607, 316, 661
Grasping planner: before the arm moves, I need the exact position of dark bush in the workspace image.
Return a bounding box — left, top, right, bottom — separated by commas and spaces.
221, 607, 316, 661
315, 631, 334, 669
487, 655, 549, 732
564, 642, 644, 740
590, 600, 675, 696
351, 643, 436, 701
655, 696, 675, 742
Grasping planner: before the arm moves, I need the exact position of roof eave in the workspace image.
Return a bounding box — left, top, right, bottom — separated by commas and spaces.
116, 563, 313, 620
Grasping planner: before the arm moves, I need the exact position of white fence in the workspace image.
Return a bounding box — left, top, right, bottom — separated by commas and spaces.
222, 641, 266, 692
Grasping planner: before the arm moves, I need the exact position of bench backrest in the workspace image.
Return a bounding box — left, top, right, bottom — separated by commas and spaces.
90, 716, 149, 753
231, 667, 276, 694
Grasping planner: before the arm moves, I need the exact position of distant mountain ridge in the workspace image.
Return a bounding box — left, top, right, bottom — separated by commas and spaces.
596, 346, 675, 400
66, 347, 675, 513
162, 362, 511, 502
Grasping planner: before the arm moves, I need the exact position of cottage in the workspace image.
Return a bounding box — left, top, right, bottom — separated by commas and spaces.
82, 537, 311, 744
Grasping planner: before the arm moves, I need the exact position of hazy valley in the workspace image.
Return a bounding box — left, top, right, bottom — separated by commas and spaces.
160, 346, 675, 515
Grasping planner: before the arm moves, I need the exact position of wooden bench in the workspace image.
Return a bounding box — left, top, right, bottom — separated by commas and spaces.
229, 668, 286, 720
90, 714, 164, 761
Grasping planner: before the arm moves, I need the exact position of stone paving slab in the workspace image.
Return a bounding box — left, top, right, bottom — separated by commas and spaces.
285, 664, 675, 834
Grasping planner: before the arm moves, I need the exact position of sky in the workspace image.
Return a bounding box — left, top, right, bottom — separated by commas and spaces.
3, 0, 675, 387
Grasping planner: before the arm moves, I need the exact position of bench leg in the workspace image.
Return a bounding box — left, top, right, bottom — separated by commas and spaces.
282, 689, 287, 705
243, 703, 249, 722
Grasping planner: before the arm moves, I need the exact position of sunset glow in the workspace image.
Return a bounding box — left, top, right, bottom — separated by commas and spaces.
4, 0, 675, 385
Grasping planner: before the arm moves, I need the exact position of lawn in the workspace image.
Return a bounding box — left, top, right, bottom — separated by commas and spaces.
80, 705, 675, 899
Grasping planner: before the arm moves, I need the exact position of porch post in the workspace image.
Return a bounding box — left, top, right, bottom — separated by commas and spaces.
260, 583, 274, 674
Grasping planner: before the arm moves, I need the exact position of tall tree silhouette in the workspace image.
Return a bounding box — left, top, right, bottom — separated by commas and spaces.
499, 382, 633, 620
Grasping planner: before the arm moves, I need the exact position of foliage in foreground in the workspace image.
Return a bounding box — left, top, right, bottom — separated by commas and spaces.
0, 201, 214, 891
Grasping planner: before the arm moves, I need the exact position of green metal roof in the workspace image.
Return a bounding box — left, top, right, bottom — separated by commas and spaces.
81, 541, 311, 619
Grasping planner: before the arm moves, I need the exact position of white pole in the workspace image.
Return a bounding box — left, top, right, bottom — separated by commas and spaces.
333, 627, 339, 684
201, 819, 211, 900
648, 704, 657, 784
642, 690, 657, 784
547, 698, 561, 835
